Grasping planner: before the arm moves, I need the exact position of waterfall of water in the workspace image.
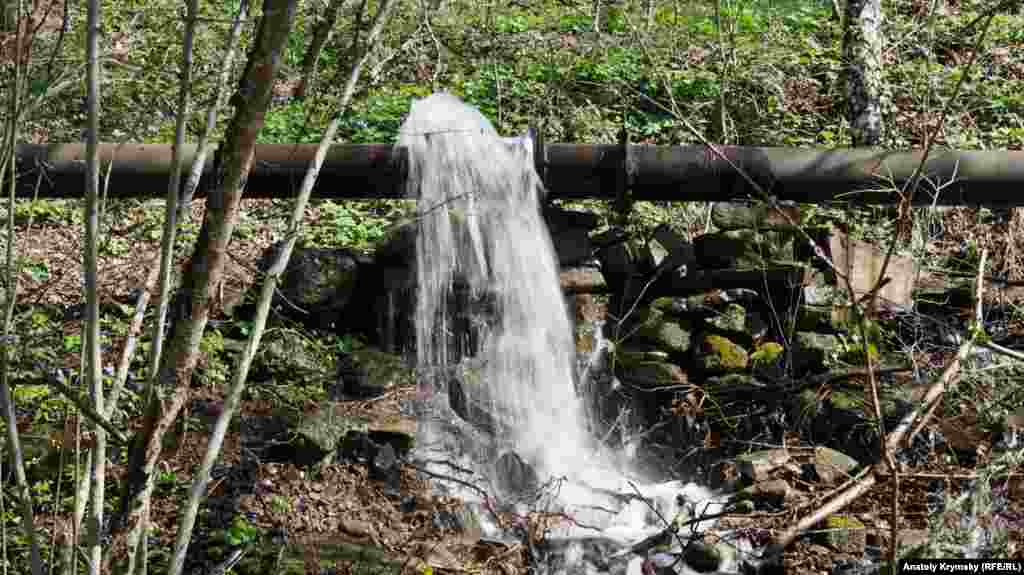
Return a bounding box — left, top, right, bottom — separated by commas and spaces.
401, 92, 592, 478
401, 93, 730, 574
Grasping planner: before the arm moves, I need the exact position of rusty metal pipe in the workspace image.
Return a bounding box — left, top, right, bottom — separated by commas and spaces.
11, 143, 1024, 205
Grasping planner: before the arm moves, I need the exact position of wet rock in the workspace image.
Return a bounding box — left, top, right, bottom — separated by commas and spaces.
333, 347, 411, 399
683, 542, 725, 573
494, 451, 538, 496
368, 442, 400, 491
736, 449, 790, 483
712, 201, 801, 230
695, 334, 749, 373
445, 358, 503, 436
813, 447, 859, 484
818, 515, 866, 555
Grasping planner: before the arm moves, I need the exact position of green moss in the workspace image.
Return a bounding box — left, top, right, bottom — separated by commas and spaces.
825, 515, 865, 530
751, 341, 784, 365
702, 334, 749, 371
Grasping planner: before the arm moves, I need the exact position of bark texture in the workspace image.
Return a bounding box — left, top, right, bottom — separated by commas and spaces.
843, 0, 884, 146
106, 1, 299, 570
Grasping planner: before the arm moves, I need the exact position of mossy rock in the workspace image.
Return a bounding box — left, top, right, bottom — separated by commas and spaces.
696, 334, 749, 372
612, 347, 671, 369
790, 385, 915, 462
619, 307, 693, 356
615, 360, 688, 391
335, 347, 412, 399
293, 407, 371, 466
255, 330, 333, 383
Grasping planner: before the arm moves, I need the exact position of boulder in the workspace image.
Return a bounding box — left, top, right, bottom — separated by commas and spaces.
255, 241, 367, 330
253, 330, 331, 384
494, 451, 538, 496
332, 347, 412, 400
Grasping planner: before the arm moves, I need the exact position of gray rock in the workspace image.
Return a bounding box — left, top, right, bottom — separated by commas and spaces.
494, 451, 538, 496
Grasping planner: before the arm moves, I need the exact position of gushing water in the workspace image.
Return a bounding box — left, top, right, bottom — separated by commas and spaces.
402, 93, 591, 477
402, 93, 728, 573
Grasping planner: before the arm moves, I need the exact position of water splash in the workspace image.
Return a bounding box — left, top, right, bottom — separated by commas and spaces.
401, 93, 727, 573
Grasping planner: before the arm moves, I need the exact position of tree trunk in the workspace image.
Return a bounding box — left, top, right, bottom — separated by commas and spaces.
0, 0, 15, 32
843, 0, 884, 147
84, 0, 107, 571
106, 1, 300, 572
293, 0, 348, 99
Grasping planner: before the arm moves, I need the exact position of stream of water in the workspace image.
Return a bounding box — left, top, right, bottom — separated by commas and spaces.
401, 93, 734, 575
